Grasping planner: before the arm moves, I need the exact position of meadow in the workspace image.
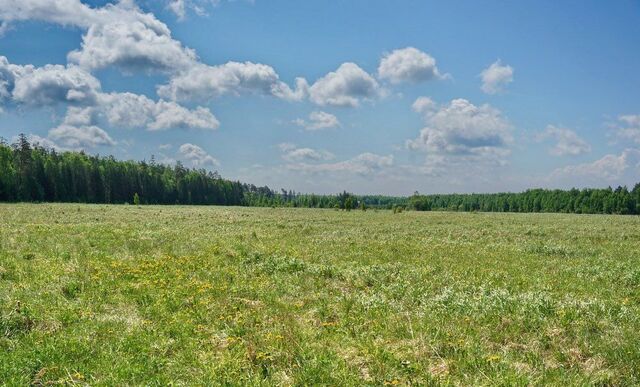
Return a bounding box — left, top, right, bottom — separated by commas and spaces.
1, 204, 639, 385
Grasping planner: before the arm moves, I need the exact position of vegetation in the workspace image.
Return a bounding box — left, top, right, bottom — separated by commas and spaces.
1, 204, 639, 384
408, 187, 640, 215
1, 136, 639, 214
0, 136, 362, 209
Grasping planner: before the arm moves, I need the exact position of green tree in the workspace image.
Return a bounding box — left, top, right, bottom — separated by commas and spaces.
345, 196, 353, 211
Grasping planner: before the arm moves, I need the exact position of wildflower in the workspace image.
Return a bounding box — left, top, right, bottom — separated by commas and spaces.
487, 355, 501, 362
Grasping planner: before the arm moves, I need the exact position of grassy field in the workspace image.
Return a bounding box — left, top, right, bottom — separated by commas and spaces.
1, 204, 639, 385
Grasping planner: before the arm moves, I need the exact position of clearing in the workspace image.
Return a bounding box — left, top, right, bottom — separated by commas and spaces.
1, 204, 639, 385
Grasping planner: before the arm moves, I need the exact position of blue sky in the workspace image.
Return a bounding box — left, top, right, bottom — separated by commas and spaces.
0, 0, 639, 194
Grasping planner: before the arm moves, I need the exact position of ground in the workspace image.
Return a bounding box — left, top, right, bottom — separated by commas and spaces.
1, 204, 639, 385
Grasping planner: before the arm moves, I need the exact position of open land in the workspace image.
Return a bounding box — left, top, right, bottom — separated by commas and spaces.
1, 204, 639, 385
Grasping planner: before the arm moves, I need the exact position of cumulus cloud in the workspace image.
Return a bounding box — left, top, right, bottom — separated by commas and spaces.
293, 111, 340, 131
614, 114, 640, 144
0, 56, 19, 102
550, 149, 640, 182
157, 62, 307, 102
0, 54, 218, 133
149, 104, 218, 131
277, 142, 391, 176
0, 57, 101, 106
378, 47, 444, 84
167, 0, 187, 19
308, 63, 380, 107
480, 60, 514, 94
407, 98, 513, 164
0, 0, 96, 28
100, 92, 219, 131
278, 143, 334, 162
289, 152, 394, 176
0, 0, 197, 74
48, 124, 114, 148
38, 91, 215, 150
67, 15, 197, 73
179, 143, 220, 167
536, 125, 591, 156
0, 1, 304, 108
12, 64, 101, 106
411, 96, 436, 115
47, 106, 115, 148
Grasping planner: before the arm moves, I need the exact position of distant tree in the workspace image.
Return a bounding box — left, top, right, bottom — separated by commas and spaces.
345, 196, 353, 211
1, 138, 639, 215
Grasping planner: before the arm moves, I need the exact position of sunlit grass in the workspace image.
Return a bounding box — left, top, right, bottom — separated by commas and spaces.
1, 204, 639, 384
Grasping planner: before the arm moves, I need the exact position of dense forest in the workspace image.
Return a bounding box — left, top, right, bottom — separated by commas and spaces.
408, 187, 640, 215
1, 136, 639, 214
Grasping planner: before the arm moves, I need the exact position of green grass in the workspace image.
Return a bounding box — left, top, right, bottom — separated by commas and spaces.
1, 204, 639, 385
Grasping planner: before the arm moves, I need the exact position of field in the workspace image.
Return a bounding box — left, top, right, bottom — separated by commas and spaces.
1, 204, 639, 385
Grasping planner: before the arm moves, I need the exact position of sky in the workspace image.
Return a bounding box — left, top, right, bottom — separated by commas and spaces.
0, 0, 639, 195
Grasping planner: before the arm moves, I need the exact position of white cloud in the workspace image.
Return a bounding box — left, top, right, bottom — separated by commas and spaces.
0, 57, 219, 131
1, 56, 102, 107
157, 62, 307, 102
158, 143, 172, 150
0, 1, 304, 109
167, 0, 235, 20
0, 56, 19, 102
47, 106, 115, 148
614, 114, 640, 144
620, 114, 640, 127
0, 21, 10, 36
378, 47, 444, 84
278, 143, 334, 162
308, 62, 380, 107
167, 0, 187, 20
179, 143, 219, 167
480, 60, 514, 94
100, 92, 219, 131
49, 124, 115, 148
277, 143, 391, 176
293, 111, 340, 131
536, 125, 591, 156
8, 62, 101, 106
411, 96, 436, 115
150, 104, 218, 131
67, 11, 197, 73
407, 98, 513, 164
0, 0, 96, 28
291, 153, 393, 176
550, 149, 640, 182
61, 106, 95, 126
0, 0, 197, 74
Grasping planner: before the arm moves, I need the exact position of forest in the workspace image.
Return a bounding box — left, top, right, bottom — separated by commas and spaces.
1, 135, 639, 214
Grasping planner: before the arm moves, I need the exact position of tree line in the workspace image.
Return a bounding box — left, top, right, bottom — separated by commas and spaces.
1, 135, 639, 214
0, 135, 248, 205
408, 186, 640, 215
